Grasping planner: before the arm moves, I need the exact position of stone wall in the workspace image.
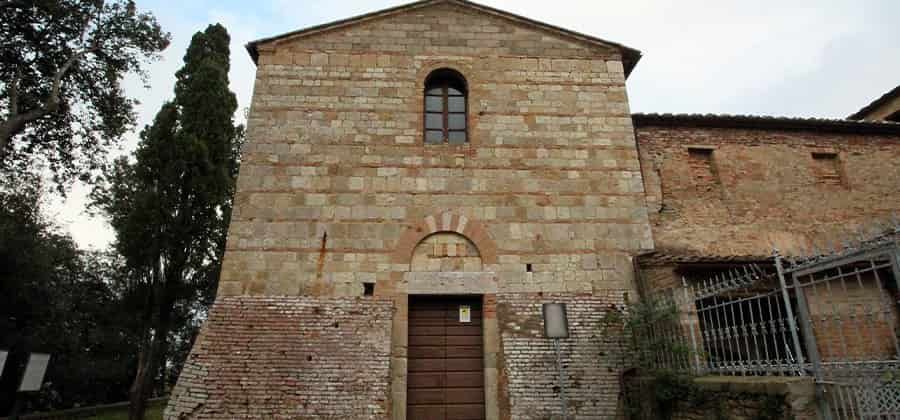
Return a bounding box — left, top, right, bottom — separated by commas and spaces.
220, 1, 651, 299
170, 0, 900, 413
636, 124, 900, 257
210, 4, 654, 417
164, 296, 393, 419
496, 292, 628, 419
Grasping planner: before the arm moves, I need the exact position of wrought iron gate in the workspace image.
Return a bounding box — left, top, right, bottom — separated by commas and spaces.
775, 226, 900, 419
640, 220, 900, 419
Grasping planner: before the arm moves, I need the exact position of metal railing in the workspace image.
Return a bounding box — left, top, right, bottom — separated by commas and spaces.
693, 266, 806, 376
634, 265, 807, 377
635, 218, 900, 418
776, 221, 900, 420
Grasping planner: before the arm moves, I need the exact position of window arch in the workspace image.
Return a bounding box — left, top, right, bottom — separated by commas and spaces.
424, 68, 468, 144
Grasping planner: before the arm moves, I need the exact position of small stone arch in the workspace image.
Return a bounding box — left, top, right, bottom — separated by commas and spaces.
411, 232, 483, 272
392, 211, 497, 266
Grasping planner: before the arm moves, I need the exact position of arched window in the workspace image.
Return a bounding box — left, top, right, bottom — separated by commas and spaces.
424, 69, 467, 144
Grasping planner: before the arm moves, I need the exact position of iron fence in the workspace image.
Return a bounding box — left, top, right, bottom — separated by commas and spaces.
776, 221, 900, 420
636, 218, 900, 419
634, 265, 807, 377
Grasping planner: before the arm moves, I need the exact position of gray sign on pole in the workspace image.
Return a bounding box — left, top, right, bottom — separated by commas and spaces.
18, 353, 50, 392
0, 350, 7, 374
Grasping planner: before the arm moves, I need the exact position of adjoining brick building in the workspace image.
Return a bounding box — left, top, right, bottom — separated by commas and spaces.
166, 1, 900, 419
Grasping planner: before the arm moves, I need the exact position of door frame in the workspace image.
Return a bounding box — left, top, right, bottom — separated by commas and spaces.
393, 293, 500, 420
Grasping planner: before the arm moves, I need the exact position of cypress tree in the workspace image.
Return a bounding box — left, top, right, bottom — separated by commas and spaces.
93, 23, 240, 420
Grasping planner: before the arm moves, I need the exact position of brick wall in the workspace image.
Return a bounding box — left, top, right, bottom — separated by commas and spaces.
496, 292, 628, 419
636, 125, 900, 257
165, 296, 393, 419
804, 271, 899, 361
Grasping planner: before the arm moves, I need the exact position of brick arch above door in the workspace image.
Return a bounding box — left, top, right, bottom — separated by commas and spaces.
392, 211, 498, 266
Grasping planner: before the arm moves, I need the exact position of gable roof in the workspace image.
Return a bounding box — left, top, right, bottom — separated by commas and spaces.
847, 85, 900, 120
245, 0, 642, 76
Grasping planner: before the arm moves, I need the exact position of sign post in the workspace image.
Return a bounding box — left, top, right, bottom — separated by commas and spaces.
543, 303, 570, 420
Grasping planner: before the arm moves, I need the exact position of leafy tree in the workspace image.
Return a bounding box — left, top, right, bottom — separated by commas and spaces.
0, 175, 140, 415
93, 23, 241, 420
0, 0, 169, 185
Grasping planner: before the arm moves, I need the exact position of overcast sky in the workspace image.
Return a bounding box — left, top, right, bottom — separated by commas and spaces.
52, 0, 900, 249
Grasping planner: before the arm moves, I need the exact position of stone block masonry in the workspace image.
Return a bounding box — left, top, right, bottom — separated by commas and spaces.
164, 296, 394, 419
176, 1, 652, 418
219, 0, 652, 299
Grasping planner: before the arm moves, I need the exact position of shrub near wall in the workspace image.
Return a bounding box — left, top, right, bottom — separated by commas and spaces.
623, 375, 817, 420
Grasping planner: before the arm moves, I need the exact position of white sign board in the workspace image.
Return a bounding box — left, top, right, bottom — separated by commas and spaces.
459, 305, 471, 323
19, 353, 50, 392
0, 350, 7, 374
542, 303, 569, 339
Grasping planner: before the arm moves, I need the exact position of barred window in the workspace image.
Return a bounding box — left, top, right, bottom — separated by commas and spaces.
424, 69, 467, 145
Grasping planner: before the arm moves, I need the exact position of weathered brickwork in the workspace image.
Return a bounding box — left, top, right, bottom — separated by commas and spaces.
634, 122, 900, 398
636, 125, 900, 257
496, 292, 628, 419
165, 296, 393, 419
804, 272, 900, 361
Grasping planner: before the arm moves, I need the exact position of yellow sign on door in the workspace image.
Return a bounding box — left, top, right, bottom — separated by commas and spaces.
459, 305, 471, 323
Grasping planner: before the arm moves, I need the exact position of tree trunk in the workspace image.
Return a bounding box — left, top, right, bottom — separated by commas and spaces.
0, 123, 16, 163
127, 344, 152, 420
128, 275, 175, 420
128, 303, 173, 420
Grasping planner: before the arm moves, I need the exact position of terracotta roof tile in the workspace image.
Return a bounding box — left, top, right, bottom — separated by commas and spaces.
632, 112, 900, 135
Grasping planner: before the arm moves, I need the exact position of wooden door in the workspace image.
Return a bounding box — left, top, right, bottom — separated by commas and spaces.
408, 296, 485, 420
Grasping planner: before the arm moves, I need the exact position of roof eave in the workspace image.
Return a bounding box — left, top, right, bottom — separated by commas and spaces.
632, 113, 900, 135
847, 85, 900, 120
244, 0, 642, 77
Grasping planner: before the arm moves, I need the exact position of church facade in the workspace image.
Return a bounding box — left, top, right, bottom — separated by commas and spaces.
166, 1, 900, 419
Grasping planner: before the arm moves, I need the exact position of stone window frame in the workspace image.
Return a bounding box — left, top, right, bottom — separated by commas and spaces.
423, 67, 469, 145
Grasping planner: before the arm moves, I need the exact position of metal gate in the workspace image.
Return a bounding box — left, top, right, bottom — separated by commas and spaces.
775, 225, 900, 419
638, 219, 900, 419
